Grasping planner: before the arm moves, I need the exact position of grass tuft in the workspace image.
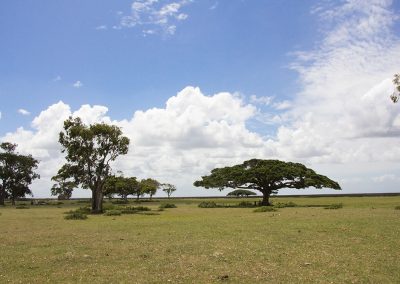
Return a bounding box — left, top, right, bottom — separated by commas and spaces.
103, 210, 122, 216
159, 203, 177, 209
324, 203, 343, 209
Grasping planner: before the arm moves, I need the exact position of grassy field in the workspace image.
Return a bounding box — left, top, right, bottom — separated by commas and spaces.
1, 196, 400, 283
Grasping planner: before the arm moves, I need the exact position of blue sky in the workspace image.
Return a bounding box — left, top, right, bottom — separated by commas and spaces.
1, 0, 400, 197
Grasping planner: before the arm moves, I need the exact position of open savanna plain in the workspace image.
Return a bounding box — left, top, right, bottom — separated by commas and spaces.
1, 196, 400, 283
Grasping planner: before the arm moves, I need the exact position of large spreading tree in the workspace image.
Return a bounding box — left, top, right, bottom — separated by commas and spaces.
0, 142, 40, 205
194, 159, 341, 206
56, 117, 130, 213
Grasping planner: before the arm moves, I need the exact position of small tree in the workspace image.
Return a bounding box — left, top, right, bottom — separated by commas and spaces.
51, 174, 76, 200
56, 117, 129, 213
194, 159, 340, 206
104, 175, 139, 201
390, 73, 400, 103
141, 178, 160, 200
161, 183, 176, 199
0, 142, 40, 205
227, 189, 257, 198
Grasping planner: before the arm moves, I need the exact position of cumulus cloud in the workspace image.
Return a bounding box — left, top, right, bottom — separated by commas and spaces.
18, 109, 30, 116
73, 81, 83, 88
0, 88, 275, 197
270, 0, 400, 164
115, 0, 192, 35
372, 174, 400, 183
95, 25, 108, 30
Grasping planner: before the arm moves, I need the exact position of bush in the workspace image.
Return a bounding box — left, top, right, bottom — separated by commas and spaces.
395, 205, 400, 210
324, 203, 343, 209
135, 206, 151, 211
159, 203, 177, 209
103, 210, 122, 216
198, 201, 218, 208
64, 212, 88, 220
16, 205, 30, 209
253, 206, 276, 212
274, 201, 297, 208
111, 200, 129, 204
238, 201, 256, 208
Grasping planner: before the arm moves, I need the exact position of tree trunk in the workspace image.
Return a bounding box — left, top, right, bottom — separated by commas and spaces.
167, 193, 171, 199
0, 187, 5, 206
260, 192, 271, 206
11, 197, 15, 206
136, 193, 140, 202
91, 187, 103, 214
150, 193, 153, 201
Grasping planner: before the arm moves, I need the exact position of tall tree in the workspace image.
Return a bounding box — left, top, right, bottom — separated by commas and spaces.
161, 183, 176, 199
56, 117, 130, 213
141, 178, 160, 200
0, 142, 40, 205
390, 73, 400, 103
194, 159, 341, 206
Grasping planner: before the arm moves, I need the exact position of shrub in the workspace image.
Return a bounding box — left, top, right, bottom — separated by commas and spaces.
135, 206, 151, 211
198, 201, 218, 208
253, 206, 276, 212
159, 203, 177, 209
64, 212, 88, 220
104, 210, 122, 216
238, 201, 256, 208
111, 200, 129, 204
395, 205, 400, 210
16, 205, 30, 209
138, 212, 160, 215
274, 201, 297, 208
324, 203, 343, 209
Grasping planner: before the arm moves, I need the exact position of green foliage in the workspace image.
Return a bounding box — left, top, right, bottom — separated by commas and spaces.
159, 203, 177, 209
103, 210, 122, 216
56, 117, 130, 213
0, 142, 40, 205
50, 174, 76, 200
253, 206, 277, 212
161, 183, 176, 198
64, 212, 88, 220
395, 205, 400, 210
194, 159, 341, 205
198, 201, 218, 208
135, 206, 151, 211
324, 203, 343, 209
111, 199, 130, 204
140, 178, 160, 199
274, 201, 298, 208
237, 201, 256, 207
391, 73, 400, 103
227, 189, 257, 197
15, 205, 30, 209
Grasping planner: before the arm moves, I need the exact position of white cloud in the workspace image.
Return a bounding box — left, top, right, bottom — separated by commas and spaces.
1, 88, 276, 198
372, 174, 400, 183
73, 81, 83, 88
0, 112, 2, 120
53, 75, 61, 82
270, 0, 400, 164
95, 25, 108, 30
116, 0, 192, 35
210, 2, 218, 10
18, 109, 30, 116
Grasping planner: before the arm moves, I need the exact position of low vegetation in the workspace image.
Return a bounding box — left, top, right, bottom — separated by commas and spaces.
0, 196, 399, 283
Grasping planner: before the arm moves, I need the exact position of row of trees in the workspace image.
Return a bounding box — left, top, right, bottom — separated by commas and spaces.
2, 73, 398, 210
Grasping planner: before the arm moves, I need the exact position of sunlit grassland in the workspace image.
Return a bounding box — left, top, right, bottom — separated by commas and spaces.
0, 196, 399, 283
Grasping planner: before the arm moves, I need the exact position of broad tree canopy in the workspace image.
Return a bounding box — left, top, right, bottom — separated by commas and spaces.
0, 142, 40, 205
194, 159, 341, 205
56, 117, 130, 213
227, 189, 257, 197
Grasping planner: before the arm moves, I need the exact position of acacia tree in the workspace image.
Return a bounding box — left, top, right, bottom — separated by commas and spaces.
390, 74, 400, 103
194, 159, 341, 206
161, 183, 176, 199
0, 142, 40, 205
56, 117, 129, 213
141, 178, 160, 200
227, 189, 257, 198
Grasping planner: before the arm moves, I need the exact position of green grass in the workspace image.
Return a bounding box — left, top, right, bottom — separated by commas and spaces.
0, 196, 400, 283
